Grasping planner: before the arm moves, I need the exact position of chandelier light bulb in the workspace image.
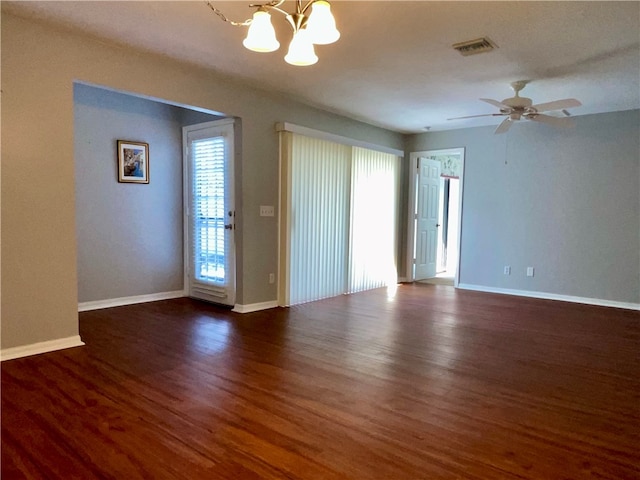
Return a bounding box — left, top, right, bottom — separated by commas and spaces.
305, 0, 340, 45
284, 29, 318, 66
243, 10, 280, 52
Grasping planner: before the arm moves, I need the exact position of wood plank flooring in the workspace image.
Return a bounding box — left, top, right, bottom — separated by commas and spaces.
2, 284, 639, 479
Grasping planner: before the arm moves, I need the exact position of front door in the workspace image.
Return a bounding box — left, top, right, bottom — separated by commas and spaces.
183, 119, 236, 306
414, 157, 441, 280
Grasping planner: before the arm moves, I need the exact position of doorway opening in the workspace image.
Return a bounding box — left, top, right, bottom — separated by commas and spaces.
435, 175, 461, 282
407, 148, 464, 287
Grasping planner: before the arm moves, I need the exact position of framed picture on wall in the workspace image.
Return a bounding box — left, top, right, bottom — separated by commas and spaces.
117, 140, 149, 184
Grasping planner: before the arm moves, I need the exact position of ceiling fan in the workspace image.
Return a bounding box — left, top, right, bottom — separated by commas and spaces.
448, 81, 582, 134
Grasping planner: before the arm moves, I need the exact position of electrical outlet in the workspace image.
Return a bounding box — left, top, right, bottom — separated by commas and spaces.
504, 266, 511, 275
526, 267, 535, 277
260, 205, 275, 217
269, 273, 275, 284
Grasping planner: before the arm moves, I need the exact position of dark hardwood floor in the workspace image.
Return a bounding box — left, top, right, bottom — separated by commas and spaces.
2, 284, 639, 479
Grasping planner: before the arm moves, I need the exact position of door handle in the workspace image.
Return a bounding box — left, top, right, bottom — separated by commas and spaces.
436, 224, 441, 227
224, 224, 233, 230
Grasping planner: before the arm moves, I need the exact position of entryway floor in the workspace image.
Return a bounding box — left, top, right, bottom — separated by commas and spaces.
417, 271, 455, 286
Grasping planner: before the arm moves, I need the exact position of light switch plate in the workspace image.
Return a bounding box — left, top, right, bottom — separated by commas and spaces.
260, 205, 275, 217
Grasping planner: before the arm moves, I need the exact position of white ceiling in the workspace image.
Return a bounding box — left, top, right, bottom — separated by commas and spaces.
4, 1, 639, 133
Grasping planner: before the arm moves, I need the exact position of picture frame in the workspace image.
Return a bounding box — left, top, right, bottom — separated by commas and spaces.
117, 140, 149, 184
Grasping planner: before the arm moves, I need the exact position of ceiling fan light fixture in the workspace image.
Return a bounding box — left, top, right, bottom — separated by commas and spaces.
285, 29, 318, 66
243, 9, 280, 52
305, 0, 340, 45
448, 81, 582, 134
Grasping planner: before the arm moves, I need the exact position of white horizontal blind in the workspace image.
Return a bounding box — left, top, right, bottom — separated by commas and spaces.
289, 135, 351, 305
349, 147, 400, 293
191, 136, 231, 295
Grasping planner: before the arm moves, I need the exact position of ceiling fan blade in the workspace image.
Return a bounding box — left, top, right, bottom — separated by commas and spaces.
528, 113, 575, 128
494, 118, 512, 134
480, 98, 509, 109
531, 98, 582, 112
447, 113, 505, 120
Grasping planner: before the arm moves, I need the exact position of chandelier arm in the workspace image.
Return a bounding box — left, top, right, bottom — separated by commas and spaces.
248, 0, 286, 8
285, 13, 307, 32
248, 0, 288, 16
263, 5, 290, 17
299, 0, 318, 15
206, 0, 320, 28
205, 2, 252, 26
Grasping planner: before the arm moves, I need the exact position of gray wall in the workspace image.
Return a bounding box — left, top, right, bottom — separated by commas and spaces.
406, 109, 640, 303
181, 108, 224, 127
74, 84, 220, 303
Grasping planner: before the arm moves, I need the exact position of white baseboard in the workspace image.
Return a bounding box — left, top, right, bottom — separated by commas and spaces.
78, 290, 185, 312
232, 300, 279, 313
1, 335, 85, 362
457, 284, 640, 311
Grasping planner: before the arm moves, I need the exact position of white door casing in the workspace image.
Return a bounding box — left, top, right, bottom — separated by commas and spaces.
406, 148, 465, 286
414, 157, 441, 280
183, 119, 236, 306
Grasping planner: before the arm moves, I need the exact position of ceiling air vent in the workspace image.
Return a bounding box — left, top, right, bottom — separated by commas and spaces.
452, 37, 497, 56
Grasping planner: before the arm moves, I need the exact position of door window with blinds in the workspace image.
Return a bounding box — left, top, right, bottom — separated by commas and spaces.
279, 127, 402, 306
183, 119, 235, 306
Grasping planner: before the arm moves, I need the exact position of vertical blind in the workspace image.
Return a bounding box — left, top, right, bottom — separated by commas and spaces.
281, 132, 401, 305
289, 136, 351, 305
349, 147, 400, 293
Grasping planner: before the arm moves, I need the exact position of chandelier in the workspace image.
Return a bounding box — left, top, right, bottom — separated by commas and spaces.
206, 0, 340, 66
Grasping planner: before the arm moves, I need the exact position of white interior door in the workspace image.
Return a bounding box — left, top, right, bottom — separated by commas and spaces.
183, 119, 235, 306
414, 157, 441, 280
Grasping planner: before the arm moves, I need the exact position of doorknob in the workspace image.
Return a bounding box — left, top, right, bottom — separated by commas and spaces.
224, 224, 233, 230
436, 224, 441, 227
